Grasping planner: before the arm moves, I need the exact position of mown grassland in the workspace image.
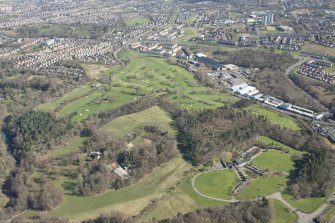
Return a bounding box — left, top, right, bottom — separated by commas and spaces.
252, 150, 294, 173
237, 176, 287, 199
258, 136, 302, 156
270, 199, 297, 223
282, 193, 327, 213
194, 169, 237, 200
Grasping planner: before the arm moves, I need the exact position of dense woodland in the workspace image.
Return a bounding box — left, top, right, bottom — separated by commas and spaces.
289, 73, 335, 113
77, 125, 178, 196
3, 111, 79, 212
213, 49, 295, 72
288, 148, 335, 198
82, 199, 272, 223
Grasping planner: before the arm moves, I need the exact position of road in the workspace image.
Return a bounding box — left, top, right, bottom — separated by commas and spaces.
191, 171, 335, 223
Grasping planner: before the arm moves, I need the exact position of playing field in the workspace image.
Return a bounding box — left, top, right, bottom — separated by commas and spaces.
101, 106, 175, 137
258, 136, 301, 156
246, 105, 301, 131
20, 157, 190, 221
282, 193, 327, 213
252, 150, 294, 173
237, 176, 287, 199
126, 16, 151, 26
270, 199, 297, 223
194, 170, 237, 200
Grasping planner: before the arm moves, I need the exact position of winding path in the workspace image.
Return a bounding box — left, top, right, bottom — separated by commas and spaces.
191, 170, 335, 223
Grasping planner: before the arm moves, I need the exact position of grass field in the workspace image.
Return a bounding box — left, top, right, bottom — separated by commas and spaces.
258, 136, 301, 156
37, 85, 92, 112
57, 89, 137, 122
252, 150, 294, 173
126, 16, 151, 26
301, 43, 335, 57
50, 137, 86, 158
237, 176, 288, 199
246, 105, 301, 131
194, 170, 237, 200
142, 173, 226, 222
21, 157, 190, 221
81, 63, 113, 79
101, 106, 175, 137
111, 52, 239, 110
270, 199, 297, 223
282, 193, 327, 213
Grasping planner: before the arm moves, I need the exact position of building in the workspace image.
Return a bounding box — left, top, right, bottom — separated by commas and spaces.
114, 167, 129, 179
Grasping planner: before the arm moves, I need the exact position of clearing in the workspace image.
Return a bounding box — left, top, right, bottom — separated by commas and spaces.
101, 106, 175, 137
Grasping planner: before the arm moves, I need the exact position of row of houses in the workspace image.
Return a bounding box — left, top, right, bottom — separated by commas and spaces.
298, 60, 335, 84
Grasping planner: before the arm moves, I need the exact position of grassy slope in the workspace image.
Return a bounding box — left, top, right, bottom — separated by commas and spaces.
237, 176, 287, 199
101, 106, 174, 137
142, 174, 226, 222
194, 170, 237, 200
58, 89, 136, 122
270, 199, 297, 223
246, 105, 301, 131
282, 193, 327, 213
50, 136, 86, 158
258, 136, 301, 156
252, 150, 294, 173
22, 157, 190, 221
36, 85, 92, 112
81, 63, 113, 79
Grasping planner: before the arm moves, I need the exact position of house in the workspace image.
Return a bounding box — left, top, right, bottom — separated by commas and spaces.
114, 167, 129, 179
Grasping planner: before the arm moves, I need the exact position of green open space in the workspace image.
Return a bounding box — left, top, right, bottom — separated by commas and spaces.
252, 150, 294, 173
50, 136, 86, 158
37, 85, 92, 112
57, 88, 137, 122
270, 199, 297, 223
258, 136, 301, 156
300, 43, 335, 57
194, 170, 237, 200
257, 136, 303, 156
16, 24, 94, 39
142, 173, 226, 222
81, 63, 114, 79
21, 157, 191, 221
111, 51, 239, 109
282, 193, 327, 213
237, 176, 287, 199
101, 106, 175, 137
246, 105, 301, 131
126, 16, 151, 26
